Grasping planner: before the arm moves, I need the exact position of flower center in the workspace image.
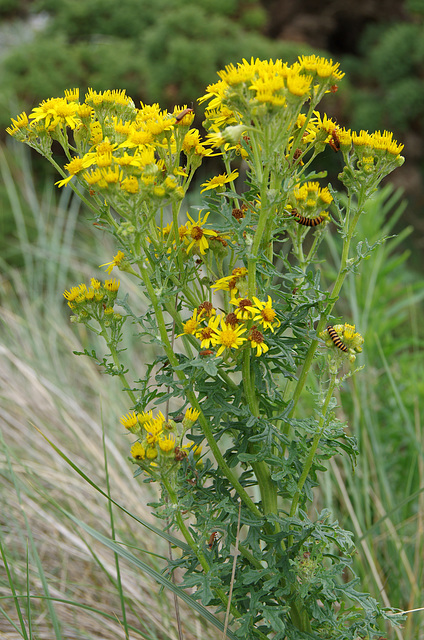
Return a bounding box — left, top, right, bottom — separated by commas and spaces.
220, 328, 238, 347
262, 308, 276, 322
191, 226, 204, 241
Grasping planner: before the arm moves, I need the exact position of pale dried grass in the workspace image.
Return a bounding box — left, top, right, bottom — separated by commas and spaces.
0, 279, 203, 640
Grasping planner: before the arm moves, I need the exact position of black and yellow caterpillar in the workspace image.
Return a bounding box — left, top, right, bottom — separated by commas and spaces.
327, 325, 348, 352
290, 209, 325, 227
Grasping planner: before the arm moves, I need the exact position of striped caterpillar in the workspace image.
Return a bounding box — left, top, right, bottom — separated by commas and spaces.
327, 325, 348, 352
290, 209, 325, 227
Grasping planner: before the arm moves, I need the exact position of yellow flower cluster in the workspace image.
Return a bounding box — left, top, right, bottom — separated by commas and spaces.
198, 56, 403, 176
320, 323, 364, 363
200, 56, 343, 117
119, 408, 202, 471
304, 112, 404, 158
285, 181, 333, 225
6, 89, 214, 220
179, 286, 280, 358
63, 277, 121, 323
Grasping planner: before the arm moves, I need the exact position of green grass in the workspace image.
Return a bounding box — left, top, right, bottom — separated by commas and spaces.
318, 185, 424, 638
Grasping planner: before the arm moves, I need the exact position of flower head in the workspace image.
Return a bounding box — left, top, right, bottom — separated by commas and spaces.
119, 411, 140, 433
131, 442, 146, 460
248, 327, 269, 357
178, 308, 204, 337
211, 267, 248, 295
252, 296, 280, 332
183, 407, 201, 429
100, 251, 127, 274
30, 97, 80, 130
210, 318, 247, 357
229, 297, 257, 320
159, 435, 176, 453
201, 170, 239, 193
184, 211, 217, 255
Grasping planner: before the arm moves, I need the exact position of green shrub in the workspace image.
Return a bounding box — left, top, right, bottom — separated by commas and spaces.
0, 0, 311, 127
343, 1, 424, 132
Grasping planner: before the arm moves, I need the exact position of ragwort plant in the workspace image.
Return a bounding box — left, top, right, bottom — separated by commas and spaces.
7, 56, 406, 639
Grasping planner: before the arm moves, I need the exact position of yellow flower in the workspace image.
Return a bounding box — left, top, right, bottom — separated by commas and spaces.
30, 97, 80, 130
144, 412, 165, 444
131, 442, 146, 460
55, 154, 96, 187
184, 211, 217, 255
311, 111, 338, 135
201, 170, 239, 193
145, 447, 158, 460
198, 79, 228, 108
318, 187, 333, 205
159, 435, 176, 453
83, 168, 103, 186
90, 278, 101, 290
64, 88, 79, 102
196, 315, 221, 348
210, 318, 247, 357
100, 251, 126, 275
120, 411, 139, 432
63, 284, 86, 304
6, 112, 29, 136
251, 296, 280, 332
229, 296, 257, 320
217, 60, 257, 86
298, 55, 345, 81
184, 407, 201, 426
248, 327, 269, 357
77, 103, 93, 119
85, 287, 95, 301
137, 410, 153, 426
104, 278, 120, 292
183, 128, 202, 152
369, 130, 404, 156
85, 88, 133, 108
286, 72, 312, 97
178, 307, 207, 337
211, 267, 248, 293
96, 151, 113, 168
101, 166, 123, 185
352, 130, 371, 148
120, 176, 140, 193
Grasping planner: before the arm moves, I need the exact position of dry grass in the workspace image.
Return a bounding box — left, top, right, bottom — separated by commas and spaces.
0, 207, 206, 640
0, 286, 200, 639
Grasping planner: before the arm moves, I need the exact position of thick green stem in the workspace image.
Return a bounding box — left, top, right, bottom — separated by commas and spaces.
242, 350, 278, 517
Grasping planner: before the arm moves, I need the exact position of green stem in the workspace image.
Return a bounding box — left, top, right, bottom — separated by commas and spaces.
242, 350, 277, 518
284, 198, 365, 431
161, 476, 241, 619
99, 328, 136, 405
137, 259, 263, 519
289, 372, 337, 518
